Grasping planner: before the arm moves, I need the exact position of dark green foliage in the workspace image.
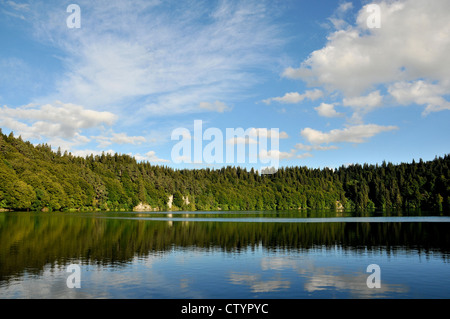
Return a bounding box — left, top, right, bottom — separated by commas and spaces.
0, 130, 448, 212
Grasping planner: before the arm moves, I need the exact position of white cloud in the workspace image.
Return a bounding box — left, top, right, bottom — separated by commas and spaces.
343, 91, 383, 109
134, 151, 170, 163
225, 128, 288, 146
199, 101, 231, 113
296, 152, 313, 159
295, 143, 339, 151
1, 0, 30, 20
0, 101, 151, 154
283, 0, 450, 115
5, 1, 30, 11
337, 2, 353, 13
263, 89, 323, 104
249, 128, 289, 139
301, 124, 398, 144
0, 101, 117, 141
93, 132, 147, 149
31, 0, 284, 116
343, 90, 384, 122
388, 80, 450, 115
110, 133, 146, 145
259, 149, 296, 161
314, 103, 344, 118
326, 2, 354, 30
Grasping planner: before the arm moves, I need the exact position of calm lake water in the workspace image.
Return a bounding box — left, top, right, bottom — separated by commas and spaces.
0, 210, 449, 299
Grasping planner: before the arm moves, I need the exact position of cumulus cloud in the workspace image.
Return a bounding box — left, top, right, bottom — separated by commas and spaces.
283, 0, 450, 115
343, 91, 383, 109
262, 89, 323, 104
314, 103, 344, 118
0, 101, 151, 154
301, 124, 398, 144
388, 80, 450, 115
0, 101, 117, 141
343, 90, 384, 122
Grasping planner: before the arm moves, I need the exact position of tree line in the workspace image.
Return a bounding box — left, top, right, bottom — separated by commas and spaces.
0, 129, 448, 212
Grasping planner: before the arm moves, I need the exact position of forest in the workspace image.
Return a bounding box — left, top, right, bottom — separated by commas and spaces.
0, 128, 449, 212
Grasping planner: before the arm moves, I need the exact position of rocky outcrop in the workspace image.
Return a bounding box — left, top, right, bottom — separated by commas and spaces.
133, 203, 155, 212
336, 201, 344, 211
167, 195, 173, 209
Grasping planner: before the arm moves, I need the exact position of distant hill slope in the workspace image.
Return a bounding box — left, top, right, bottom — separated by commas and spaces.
0, 129, 448, 212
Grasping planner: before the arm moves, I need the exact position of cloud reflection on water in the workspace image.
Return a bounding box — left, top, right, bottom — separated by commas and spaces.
257, 255, 409, 298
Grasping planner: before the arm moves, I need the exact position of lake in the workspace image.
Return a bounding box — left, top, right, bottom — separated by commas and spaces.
0, 210, 449, 299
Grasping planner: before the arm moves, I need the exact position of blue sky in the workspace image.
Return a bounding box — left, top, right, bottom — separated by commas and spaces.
0, 0, 449, 170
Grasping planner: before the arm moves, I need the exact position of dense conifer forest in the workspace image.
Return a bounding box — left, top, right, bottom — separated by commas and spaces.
0, 129, 448, 212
